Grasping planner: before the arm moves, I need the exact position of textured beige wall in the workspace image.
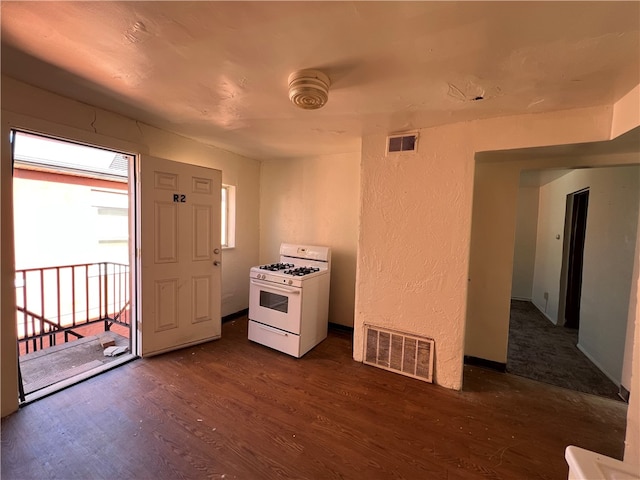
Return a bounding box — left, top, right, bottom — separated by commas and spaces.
612, 84, 640, 139
1, 76, 260, 416
1, 113, 18, 416
466, 162, 521, 362
622, 216, 640, 393
625, 217, 640, 466
357, 124, 475, 389
511, 186, 540, 300
532, 175, 570, 323
356, 103, 632, 389
259, 153, 360, 327
613, 82, 640, 469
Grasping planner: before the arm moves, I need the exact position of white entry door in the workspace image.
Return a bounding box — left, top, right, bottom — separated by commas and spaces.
139, 155, 222, 356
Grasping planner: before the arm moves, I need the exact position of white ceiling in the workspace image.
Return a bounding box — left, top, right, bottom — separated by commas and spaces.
2, 1, 639, 160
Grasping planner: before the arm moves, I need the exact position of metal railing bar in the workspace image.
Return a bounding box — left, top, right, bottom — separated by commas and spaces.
16, 315, 89, 343
16, 262, 131, 355
71, 266, 76, 327
117, 265, 120, 320
18, 328, 81, 346
17, 306, 65, 330
40, 268, 45, 334
16, 262, 129, 274
21, 270, 28, 349
85, 265, 89, 324
17, 362, 25, 403
56, 267, 61, 329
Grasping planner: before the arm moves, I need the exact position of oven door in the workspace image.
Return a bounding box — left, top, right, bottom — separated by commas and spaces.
249, 279, 302, 334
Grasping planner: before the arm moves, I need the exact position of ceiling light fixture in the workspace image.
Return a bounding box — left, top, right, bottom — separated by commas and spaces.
288, 69, 331, 110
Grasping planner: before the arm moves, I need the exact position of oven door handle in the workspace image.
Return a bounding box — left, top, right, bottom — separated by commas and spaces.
250, 279, 301, 295
256, 323, 289, 336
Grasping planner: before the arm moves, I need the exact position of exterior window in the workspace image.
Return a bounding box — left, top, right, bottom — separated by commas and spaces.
91, 189, 129, 264
221, 184, 236, 248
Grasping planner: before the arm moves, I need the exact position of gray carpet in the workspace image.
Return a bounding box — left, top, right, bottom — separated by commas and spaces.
507, 300, 622, 401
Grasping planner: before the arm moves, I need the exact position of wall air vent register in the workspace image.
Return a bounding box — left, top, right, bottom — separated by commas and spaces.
364, 324, 434, 383
387, 133, 418, 154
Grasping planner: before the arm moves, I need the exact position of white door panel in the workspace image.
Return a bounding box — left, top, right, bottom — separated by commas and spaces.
140, 156, 222, 356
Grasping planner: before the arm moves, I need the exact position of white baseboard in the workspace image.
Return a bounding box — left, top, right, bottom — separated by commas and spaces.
510, 296, 532, 301
576, 343, 621, 387
531, 301, 557, 325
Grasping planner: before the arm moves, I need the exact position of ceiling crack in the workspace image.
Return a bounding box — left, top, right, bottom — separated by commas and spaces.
90, 111, 98, 134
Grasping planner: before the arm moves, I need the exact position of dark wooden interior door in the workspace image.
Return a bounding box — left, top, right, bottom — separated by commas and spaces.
564, 190, 589, 329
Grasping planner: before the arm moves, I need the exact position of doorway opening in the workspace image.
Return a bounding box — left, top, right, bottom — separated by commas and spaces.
12, 130, 137, 403
506, 164, 638, 401
560, 189, 589, 330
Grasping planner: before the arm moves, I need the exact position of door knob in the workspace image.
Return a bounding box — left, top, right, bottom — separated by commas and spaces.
213, 261, 221, 266
214, 248, 220, 254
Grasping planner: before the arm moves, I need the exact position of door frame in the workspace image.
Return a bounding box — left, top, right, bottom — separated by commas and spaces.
558, 187, 589, 328
2, 113, 142, 408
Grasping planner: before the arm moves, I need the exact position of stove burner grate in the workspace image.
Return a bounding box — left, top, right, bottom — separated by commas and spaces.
259, 263, 295, 271
283, 267, 320, 276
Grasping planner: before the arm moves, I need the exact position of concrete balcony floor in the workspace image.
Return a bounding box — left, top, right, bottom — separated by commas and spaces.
20, 329, 130, 396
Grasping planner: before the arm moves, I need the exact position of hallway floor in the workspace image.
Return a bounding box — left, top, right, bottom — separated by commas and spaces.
507, 300, 621, 401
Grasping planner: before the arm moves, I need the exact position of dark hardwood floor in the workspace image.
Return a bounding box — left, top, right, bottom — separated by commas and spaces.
1, 316, 627, 479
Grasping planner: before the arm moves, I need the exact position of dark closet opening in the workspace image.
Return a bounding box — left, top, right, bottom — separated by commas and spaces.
564, 189, 589, 329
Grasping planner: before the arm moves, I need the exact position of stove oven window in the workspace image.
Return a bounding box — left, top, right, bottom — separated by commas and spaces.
259, 290, 288, 313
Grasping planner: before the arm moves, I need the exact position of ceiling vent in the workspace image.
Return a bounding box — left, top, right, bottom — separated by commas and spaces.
288, 69, 331, 110
387, 133, 418, 154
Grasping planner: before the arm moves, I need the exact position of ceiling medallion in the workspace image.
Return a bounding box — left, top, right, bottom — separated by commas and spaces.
288, 69, 331, 110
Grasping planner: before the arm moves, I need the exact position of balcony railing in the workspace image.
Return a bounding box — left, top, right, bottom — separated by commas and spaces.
15, 262, 131, 355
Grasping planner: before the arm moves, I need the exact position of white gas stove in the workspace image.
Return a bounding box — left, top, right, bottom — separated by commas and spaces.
248, 243, 331, 357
